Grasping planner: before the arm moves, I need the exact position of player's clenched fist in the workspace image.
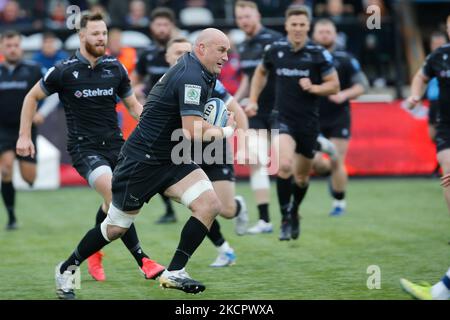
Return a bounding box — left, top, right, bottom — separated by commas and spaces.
16, 136, 35, 158
441, 173, 450, 188
405, 95, 421, 110
244, 101, 258, 118
299, 77, 313, 92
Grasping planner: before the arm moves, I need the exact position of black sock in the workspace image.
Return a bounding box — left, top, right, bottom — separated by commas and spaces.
331, 189, 345, 201
121, 223, 149, 267
60, 225, 109, 274
207, 219, 225, 247
168, 216, 209, 271
1, 181, 16, 223
277, 176, 292, 219
95, 205, 106, 226
161, 194, 174, 214
292, 183, 309, 214
234, 199, 241, 217
257, 203, 269, 222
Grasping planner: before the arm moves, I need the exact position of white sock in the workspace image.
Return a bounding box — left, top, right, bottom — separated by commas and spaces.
317, 135, 338, 160
431, 281, 450, 300
431, 267, 450, 300
333, 199, 346, 209
219, 241, 232, 253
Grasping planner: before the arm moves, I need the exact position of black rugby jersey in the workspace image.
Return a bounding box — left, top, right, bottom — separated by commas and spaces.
237, 27, 283, 115
319, 50, 362, 124
135, 43, 170, 93
263, 39, 335, 131
422, 43, 450, 124
40, 50, 133, 144
0, 60, 44, 128
123, 52, 216, 164
212, 79, 232, 103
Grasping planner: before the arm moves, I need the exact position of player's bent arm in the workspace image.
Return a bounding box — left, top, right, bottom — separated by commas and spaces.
340, 72, 369, 100
248, 64, 268, 105
226, 98, 248, 159
311, 70, 340, 96
122, 93, 143, 120
410, 69, 430, 101
182, 116, 234, 142
338, 83, 366, 102
17, 81, 48, 157
234, 74, 249, 102
19, 81, 47, 138
226, 98, 249, 131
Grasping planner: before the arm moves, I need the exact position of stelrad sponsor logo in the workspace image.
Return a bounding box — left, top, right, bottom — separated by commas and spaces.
74, 87, 114, 98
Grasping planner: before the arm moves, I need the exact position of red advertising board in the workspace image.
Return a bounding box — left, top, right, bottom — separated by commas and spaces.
61, 101, 438, 186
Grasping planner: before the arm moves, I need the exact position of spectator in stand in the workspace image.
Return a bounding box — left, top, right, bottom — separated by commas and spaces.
45, 0, 69, 30
89, 3, 111, 24
17, 0, 47, 29
0, 0, 33, 30
148, 0, 185, 18
316, 0, 353, 23
32, 32, 69, 71
256, 0, 313, 18
107, 1, 128, 27
183, 0, 208, 10
125, 0, 150, 28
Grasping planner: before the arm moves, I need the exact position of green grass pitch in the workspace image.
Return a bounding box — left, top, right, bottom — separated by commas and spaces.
0, 178, 449, 300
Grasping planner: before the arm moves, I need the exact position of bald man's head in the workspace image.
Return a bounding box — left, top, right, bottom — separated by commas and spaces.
194, 28, 230, 74
194, 28, 229, 47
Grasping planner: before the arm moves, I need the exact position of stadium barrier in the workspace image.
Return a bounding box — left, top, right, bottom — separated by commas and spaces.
233, 100, 437, 178
59, 100, 437, 186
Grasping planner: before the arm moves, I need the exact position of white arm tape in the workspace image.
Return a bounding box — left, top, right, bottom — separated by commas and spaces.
222, 126, 234, 138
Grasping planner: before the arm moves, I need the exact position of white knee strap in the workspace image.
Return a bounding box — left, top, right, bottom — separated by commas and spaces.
100, 203, 137, 241
180, 179, 213, 207
250, 166, 270, 190
317, 135, 338, 161
88, 165, 112, 188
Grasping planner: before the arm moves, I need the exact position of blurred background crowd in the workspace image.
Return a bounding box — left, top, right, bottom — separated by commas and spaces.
0, 0, 448, 92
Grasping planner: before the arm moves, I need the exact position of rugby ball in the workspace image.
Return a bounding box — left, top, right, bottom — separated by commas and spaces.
203, 98, 228, 127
